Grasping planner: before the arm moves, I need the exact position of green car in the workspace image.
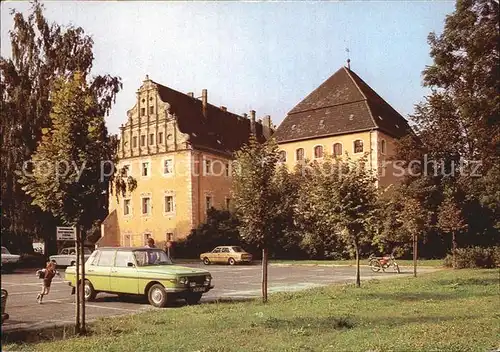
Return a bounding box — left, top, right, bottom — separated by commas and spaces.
65, 247, 213, 307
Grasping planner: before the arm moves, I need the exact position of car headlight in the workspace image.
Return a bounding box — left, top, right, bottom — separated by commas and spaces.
179, 277, 189, 285
204, 275, 211, 286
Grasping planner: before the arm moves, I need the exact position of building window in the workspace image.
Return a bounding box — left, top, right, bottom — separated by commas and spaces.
333, 143, 343, 157
205, 196, 212, 213
164, 159, 173, 175
149, 106, 154, 114
149, 133, 154, 145
142, 197, 151, 215
140, 135, 146, 147
123, 164, 130, 177
296, 148, 305, 161
354, 140, 364, 153
133, 136, 138, 148
380, 139, 386, 154
225, 198, 231, 210
314, 145, 324, 159
164, 195, 174, 213
225, 162, 230, 177
204, 159, 211, 175
141, 108, 145, 116
166, 233, 173, 242
142, 162, 150, 177
279, 150, 287, 162
124, 199, 131, 216
158, 132, 164, 144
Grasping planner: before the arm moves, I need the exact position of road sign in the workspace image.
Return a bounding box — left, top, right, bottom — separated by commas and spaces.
57, 226, 76, 241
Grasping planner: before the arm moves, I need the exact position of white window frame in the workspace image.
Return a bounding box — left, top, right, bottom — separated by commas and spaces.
279, 150, 287, 163
122, 163, 131, 177
295, 148, 305, 162
141, 195, 152, 216
332, 142, 343, 157
205, 194, 213, 213
204, 158, 212, 176
141, 160, 151, 178
123, 198, 132, 217
313, 144, 324, 159
162, 157, 174, 177
163, 192, 175, 215
380, 139, 387, 155
353, 139, 364, 154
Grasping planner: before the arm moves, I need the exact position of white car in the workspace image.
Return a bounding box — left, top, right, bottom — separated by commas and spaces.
49, 247, 93, 267
1, 246, 21, 272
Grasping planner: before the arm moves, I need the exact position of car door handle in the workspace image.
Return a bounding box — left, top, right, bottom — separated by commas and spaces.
87, 269, 94, 273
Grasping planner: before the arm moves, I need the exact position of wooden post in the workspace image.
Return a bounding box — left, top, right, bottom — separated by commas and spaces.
355, 244, 361, 287
80, 227, 86, 334
75, 230, 80, 334
413, 233, 418, 278
261, 247, 268, 303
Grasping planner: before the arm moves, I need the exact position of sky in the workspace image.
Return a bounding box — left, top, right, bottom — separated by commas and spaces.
1, 1, 455, 134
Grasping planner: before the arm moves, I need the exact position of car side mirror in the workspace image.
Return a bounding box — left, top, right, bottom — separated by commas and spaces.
127, 262, 135, 267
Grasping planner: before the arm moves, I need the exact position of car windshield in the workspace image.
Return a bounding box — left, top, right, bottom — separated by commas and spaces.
133, 249, 172, 266
232, 246, 244, 252
1, 247, 10, 254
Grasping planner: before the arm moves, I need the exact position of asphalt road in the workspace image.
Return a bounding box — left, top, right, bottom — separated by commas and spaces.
1, 263, 438, 332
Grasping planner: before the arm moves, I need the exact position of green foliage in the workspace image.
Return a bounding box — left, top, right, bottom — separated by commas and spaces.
17, 72, 134, 236
443, 246, 500, 268
232, 137, 289, 249
1, 1, 123, 243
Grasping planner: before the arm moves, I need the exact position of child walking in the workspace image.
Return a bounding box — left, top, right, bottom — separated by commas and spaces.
36, 261, 60, 304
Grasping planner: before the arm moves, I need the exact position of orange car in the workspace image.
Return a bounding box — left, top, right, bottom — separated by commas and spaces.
200, 246, 253, 265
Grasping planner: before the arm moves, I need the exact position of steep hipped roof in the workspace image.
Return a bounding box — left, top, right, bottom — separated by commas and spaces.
274, 67, 411, 143
155, 83, 266, 154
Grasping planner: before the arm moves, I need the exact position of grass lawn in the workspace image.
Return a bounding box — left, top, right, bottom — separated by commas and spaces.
271, 258, 444, 267
5, 269, 499, 352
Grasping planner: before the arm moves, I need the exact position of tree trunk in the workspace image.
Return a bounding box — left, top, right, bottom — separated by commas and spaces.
355, 244, 361, 288
452, 232, 457, 269
261, 247, 268, 303
75, 232, 80, 335
80, 228, 86, 335
413, 233, 418, 278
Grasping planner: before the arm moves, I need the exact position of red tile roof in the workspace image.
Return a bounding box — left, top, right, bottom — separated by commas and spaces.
155, 83, 266, 155
274, 67, 412, 143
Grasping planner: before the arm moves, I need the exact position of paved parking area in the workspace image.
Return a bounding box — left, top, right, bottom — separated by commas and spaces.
1, 263, 438, 332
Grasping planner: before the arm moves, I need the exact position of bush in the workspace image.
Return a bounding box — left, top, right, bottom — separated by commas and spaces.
443, 246, 500, 268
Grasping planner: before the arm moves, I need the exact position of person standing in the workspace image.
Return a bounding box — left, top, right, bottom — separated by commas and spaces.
145, 238, 156, 248
36, 261, 60, 304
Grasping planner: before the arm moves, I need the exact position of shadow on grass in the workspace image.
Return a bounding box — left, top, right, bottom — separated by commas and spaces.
257, 315, 355, 331
434, 277, 500, 286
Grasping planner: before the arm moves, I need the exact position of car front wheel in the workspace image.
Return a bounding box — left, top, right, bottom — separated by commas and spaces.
83, 280, 97, 301
148, 284, 168, 308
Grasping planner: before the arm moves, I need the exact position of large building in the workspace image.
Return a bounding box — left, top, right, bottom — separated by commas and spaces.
98, 65, 411, 248
97, 76, 272, 248
273, 65, 411, 187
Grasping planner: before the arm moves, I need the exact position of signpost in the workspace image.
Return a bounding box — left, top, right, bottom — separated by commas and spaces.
56, 227, 76, 241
